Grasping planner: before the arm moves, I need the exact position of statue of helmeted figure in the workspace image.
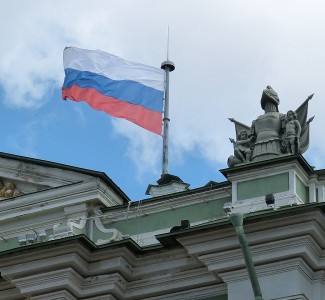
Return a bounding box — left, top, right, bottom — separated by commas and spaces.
227, 86, 314, 167
250, 85, 284, 161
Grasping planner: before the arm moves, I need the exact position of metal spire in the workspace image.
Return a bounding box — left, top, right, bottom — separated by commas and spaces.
161, 27, 175, 175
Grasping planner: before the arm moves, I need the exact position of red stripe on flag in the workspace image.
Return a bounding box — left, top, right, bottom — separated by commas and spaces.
62, 85, 163, 135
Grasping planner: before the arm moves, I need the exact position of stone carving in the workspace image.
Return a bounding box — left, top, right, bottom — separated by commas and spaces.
228, 86, 314, 167
0, 180, 22, 199
229, 130, 253, 163
283, 110, 301, 154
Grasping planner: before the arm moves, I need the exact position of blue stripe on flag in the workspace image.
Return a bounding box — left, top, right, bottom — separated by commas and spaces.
63, 68, 164, 113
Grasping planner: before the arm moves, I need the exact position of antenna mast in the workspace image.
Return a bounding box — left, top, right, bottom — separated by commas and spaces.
161, 27, 175, 175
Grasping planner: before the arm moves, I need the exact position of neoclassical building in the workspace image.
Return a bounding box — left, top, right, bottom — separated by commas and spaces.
0, 152, 324, 300
0, 87, 324, 300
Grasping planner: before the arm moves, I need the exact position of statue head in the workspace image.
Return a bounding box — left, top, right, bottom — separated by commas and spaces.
261, 85, 280, 111
287, 110, 297, 120
237, 130, 248, 140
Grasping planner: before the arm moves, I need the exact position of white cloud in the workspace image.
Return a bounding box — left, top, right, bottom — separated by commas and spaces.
111, 118, 162, 180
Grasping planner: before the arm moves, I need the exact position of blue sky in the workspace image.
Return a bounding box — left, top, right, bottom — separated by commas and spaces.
0, 1, 325, 200
0, 87, 225, 199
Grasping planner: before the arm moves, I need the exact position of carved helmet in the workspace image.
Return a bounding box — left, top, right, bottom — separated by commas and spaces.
261, 85, 280, 111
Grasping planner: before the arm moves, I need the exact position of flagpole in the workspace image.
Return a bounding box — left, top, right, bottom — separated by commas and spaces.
161, 60, 175, 175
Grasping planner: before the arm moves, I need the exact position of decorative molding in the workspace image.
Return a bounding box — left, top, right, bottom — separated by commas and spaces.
31, 290, 77, 300
126, 268, 218, 299
94, 216, 123, 244
141, 284, 227, 300
12, 267, 126, 298
49, 216, 87, 241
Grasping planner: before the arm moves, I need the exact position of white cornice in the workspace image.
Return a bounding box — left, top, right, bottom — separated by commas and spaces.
0, 179, 124, 224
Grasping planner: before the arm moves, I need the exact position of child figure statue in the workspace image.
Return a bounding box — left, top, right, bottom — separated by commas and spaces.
229, 130, 253, 163
283, 110, 301, 154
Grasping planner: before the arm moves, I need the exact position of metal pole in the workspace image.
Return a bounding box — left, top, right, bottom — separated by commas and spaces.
161, 60, 175, 175
229, 213, 263, 300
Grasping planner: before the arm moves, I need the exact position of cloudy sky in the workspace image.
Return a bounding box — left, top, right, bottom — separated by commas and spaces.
0, 1, 324, 200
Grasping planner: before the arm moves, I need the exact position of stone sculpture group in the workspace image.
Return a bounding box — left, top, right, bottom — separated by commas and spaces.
228, 86, 314, 167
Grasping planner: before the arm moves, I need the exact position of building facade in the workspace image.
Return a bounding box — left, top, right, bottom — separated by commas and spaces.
0, 151, 324, 299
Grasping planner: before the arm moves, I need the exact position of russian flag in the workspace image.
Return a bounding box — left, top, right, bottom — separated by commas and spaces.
62, 47, 165, 135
